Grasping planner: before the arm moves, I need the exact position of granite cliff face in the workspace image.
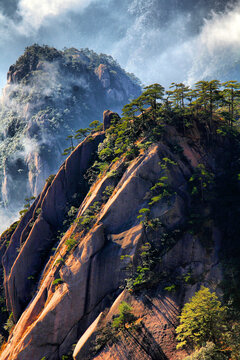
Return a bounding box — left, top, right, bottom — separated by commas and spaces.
0, 106, 236, 359
0, 45, 141, 226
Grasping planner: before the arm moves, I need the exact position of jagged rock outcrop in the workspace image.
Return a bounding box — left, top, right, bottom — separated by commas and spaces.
0, 45, 141, 229
103, 110, 120, 131
3, 131, 105, 321
0, 117, 226, 360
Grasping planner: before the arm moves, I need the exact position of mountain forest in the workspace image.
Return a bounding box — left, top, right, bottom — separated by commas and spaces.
0, 45, 239, 360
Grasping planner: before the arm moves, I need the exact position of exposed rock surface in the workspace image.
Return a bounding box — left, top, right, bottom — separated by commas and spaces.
0, 45, 141, 229
3, 131, 105, 321
0, 118, 227, 360
103, 110, 120, 131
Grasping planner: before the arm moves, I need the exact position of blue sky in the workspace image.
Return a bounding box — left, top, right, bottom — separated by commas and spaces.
0, 0, 239, 89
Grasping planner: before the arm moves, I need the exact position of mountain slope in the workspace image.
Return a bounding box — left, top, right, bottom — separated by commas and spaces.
0, 45, 141, 228
0, 87, 239, 359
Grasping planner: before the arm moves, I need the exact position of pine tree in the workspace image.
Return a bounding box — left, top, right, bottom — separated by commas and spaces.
176, 286, 225, 349
222, 81, 240, 126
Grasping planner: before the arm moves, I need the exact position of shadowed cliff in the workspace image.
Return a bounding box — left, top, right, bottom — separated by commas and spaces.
0, 81, 240, 359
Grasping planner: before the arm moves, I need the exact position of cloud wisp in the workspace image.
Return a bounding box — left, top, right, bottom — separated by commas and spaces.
16, 0, 98, 34
188, 3, 240, 83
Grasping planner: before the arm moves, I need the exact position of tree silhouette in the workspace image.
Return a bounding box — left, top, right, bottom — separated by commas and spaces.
222, 81, 240, 126
194, 80, 221, 129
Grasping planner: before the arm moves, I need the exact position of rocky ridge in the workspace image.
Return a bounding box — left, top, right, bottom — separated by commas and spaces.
0, 107, 232, 359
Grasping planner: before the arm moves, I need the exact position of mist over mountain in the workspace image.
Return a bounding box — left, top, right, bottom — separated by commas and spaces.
0, 2, 240, 359
0, 0, 239, 88
0, 45, 141, 232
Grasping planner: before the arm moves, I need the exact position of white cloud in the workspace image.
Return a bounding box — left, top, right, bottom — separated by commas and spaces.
188, 3, 240, 83
0, 208, 19, 234
0, 0, 240, 88
111, 1, 193, 86
16, 0, 97, 34
114, 0, 240, 86
200, 6, 240, 53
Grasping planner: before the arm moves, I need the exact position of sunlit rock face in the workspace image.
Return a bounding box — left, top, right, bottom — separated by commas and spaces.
0, 45, 141, 222
0, 118, 226, 360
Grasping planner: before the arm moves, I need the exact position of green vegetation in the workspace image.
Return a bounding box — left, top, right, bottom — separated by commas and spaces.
62, 121, 103, 156
75, 201, 101, 232
176, 287, 240, 359
19, 196, 36, 217
121, 225, 182, 292
65, 236, 77, 252
112, 302, 136, 330
0, 221, 19, 248
189, 164, 214, 201
93, 323, 117, 353
92, 301, 138, 355
45, 174, 56, 184
121, 242, 157, 291
164, 284, 176, 292
3, 70, 240, 357
52, 278, 64, 286
54, 258, 65, 267
15, 44, 61, 67
137, 157, 177, 229
101, 185, 115, 202
60, 186, 115, 260
176, 287, 225, 349
184, 342, 228, 360
3, 312, 15, 334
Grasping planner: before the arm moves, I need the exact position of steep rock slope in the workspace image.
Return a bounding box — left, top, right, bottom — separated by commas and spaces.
0, 45, 141, 223
0, 110, 233, 359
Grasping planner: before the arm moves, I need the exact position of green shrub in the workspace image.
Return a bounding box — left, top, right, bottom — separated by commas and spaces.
98, 147, 113, 161
137, 141, 153, 150
35, 207, 42, 215
121, 242, 160, 291
19, 196, 36, 217
188, 164, 214, 201
76, 202, 101, 232
65, 236, 77, 252
149, 194, 163, 205
184, 343, 228, 360
4, 312, 15, 333
164, 284, 176, 292
176, 287, 226, 349
52, 278, 64, 286
55, 258, 65, 265
137, 208, 150, 220
102, 185, 115, 202
45, 174, 55, 184
107, 169, 119, 178
112, 302, 136, 330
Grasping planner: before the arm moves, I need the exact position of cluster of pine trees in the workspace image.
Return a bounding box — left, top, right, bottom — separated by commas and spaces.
122, 80, 240, 130
63, 80, 240, 157
45, 80, 240, 359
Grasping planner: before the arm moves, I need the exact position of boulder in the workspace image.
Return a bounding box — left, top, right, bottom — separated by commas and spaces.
103, 110, 120, 131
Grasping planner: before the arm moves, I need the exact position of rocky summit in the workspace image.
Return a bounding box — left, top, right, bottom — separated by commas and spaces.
0, 45, 141, 224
